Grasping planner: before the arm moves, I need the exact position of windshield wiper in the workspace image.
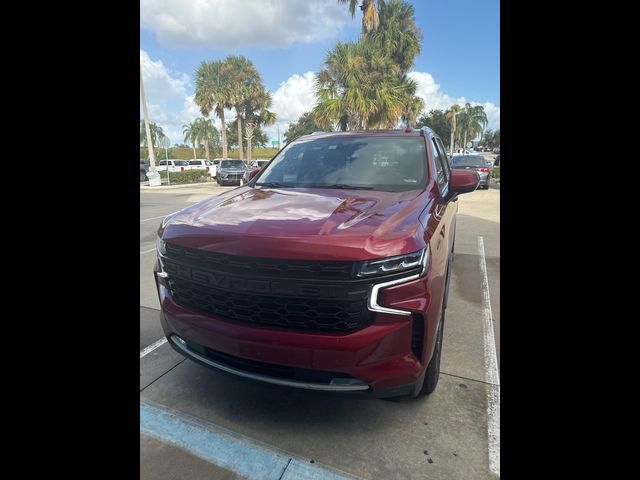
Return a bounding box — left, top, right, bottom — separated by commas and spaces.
307, 184, 374, 190
255, 182, 290, 188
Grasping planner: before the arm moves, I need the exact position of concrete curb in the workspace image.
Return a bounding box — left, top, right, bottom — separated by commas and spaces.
140, 182, 217, 190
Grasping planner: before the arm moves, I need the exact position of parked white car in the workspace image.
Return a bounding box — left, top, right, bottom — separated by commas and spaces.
188, 159, 215, 177
451, 148, 473, 156
158, 159, 189, 172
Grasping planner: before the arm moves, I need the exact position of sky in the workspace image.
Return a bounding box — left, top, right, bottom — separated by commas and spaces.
140, 0, 500, 147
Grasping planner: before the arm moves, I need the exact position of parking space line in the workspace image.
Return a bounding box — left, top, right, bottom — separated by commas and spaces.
140, 337, 168, 358
478, 236, 500, 477
140, 248, 156, 255
140, 401, 360, 480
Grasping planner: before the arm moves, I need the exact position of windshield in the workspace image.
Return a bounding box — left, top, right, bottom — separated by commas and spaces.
255, 136, 427, 192
451, 155, 486, 168
220, 160, 246, 168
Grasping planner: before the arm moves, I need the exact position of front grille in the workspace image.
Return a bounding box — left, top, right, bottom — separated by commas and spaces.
163, 243, 374, 332
165, 242, 354, 280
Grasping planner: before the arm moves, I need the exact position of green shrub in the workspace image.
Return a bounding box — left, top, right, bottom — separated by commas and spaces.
140, 146, 278, 161
158, 169, 212, 184
492, 166, 500, 179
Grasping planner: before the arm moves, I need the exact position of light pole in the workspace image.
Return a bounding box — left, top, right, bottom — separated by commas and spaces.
277, 123, 280, 150
140, 66, 156, 173
159, 136, 171, 185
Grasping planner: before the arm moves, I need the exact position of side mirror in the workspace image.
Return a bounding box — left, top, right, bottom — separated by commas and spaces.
248, 167, 263, 181
449, 169, 480, 196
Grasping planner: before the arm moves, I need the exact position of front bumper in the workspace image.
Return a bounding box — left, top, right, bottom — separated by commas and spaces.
154, 260, 441, 397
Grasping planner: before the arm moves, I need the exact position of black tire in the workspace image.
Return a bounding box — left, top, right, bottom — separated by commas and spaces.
419, 309, 445, 396
140, 171, 147, 182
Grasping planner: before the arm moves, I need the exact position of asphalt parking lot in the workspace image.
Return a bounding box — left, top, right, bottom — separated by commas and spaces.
140, 182, 500, 479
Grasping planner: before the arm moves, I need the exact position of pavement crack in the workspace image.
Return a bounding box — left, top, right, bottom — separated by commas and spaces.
440, 370, 500, 387
140, 358, 186, 393
278, 458, 292, 480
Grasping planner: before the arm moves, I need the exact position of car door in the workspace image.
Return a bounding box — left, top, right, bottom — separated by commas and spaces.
424, 134, 456, 319
432, 136, 456, 252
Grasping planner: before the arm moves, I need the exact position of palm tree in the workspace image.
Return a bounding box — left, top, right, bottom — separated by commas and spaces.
338, 0, 381, 35
140, 120, 166, 159
459, 103, 488, 150
225, 56, 259, 162
314, 40, 416, 130
370, 0, 421, 72
243, 88, 276, 161
194, 60, 231, 158
182, 121, 199, 159
401, 92, 424, 128
446, 105, 461, 155
195, 117, 217, 160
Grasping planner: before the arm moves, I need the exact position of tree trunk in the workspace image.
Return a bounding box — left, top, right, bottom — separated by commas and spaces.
463, 131, 467, 151
204, 130, 210, 160
220, 109, 228, 158
140, 67, 157, 172
192, 142, 197, 160
236, 111, 244, 160
450, 128, 455, 155
245, 120, 254, 161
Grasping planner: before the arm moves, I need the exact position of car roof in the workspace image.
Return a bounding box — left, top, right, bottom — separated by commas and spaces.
296, 128, 432, 141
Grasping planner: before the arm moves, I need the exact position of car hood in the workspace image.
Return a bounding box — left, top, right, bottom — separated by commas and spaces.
161, 186, 431, 261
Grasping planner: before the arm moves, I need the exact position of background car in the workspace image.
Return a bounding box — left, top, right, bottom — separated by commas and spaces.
140, 159, 149, 182
450, 154, 492, 189
158, 159, 189, 172
493, 154, 500, 167
188, 159, 215, 177
216, 159, 249, 185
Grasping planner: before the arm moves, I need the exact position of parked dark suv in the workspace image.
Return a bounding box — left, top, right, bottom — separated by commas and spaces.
154, 128, 479, 398
140, 159, 149, 182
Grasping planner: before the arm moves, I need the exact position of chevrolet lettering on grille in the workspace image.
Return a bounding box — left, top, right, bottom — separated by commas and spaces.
162, 259, 344, 298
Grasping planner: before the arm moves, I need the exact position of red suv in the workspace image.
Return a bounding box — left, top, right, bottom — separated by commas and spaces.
154, 128, 479, 398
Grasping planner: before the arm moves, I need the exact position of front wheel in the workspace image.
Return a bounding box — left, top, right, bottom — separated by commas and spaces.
419, 310, 445, 396
140, 172, 147, 182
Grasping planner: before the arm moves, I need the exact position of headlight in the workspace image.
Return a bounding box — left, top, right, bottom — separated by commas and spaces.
357, 246, 429, 277
156, 237, 166, 256
220, 172, 228, 178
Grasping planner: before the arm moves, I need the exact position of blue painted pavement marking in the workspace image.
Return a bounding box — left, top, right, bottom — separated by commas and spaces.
140, 401, 360, 480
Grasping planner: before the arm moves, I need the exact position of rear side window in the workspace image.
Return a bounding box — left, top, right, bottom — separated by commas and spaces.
188, 160, 200, 165
159, 161, 167, 166
431, 138, 449, 192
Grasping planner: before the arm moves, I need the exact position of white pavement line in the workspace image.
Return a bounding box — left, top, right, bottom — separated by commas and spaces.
140, 215, 167, 223
140, 337, 168, 359
140, 248, 156, 255
140, 401, 360, 480
478, 236, 500, 477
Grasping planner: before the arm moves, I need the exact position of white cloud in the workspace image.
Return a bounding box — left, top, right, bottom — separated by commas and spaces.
262, 72, 317, 145
140, 52, 500, 149
140, 0, 352, 48
408, 71, 500, 131
140, 50, 189, 101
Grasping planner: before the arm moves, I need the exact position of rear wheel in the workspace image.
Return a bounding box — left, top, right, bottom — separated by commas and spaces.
140, 171, 147, 182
